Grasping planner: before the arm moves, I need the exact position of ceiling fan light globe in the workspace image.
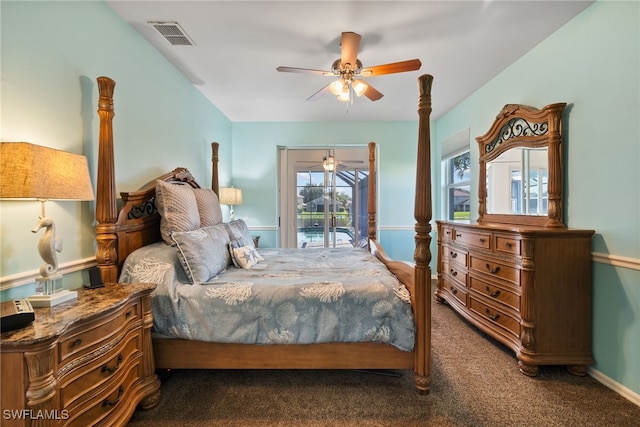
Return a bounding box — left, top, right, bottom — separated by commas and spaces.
352, 80, 368, 97
337, 91, 350, 102
329, 80, 344, 96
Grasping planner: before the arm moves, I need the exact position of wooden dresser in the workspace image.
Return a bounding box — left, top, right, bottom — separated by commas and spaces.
435, 221, 594, 376
1, 283, 160, 427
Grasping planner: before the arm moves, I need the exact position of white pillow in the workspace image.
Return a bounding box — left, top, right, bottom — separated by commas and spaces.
230, 244, 264, 269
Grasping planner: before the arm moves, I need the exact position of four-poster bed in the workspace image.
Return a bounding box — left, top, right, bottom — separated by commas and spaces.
94, 74, 434, 395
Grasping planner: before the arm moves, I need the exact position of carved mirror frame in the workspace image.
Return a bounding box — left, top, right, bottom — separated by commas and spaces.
477, 102, 567, 228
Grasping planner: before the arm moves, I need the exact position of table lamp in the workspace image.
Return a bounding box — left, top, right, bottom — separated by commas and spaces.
219, 187, 243, 221
0, 142, 95, 307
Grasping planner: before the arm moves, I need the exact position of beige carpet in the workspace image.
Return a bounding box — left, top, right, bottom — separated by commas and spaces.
128, 285, 640, 427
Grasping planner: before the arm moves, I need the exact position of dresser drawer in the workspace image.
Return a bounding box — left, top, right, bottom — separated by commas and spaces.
444, 245, 468, 268
63, 359, 142, 427
442, 277, 467, 307
469, 276, 520, 312
58, 301, 140, 364
454, 229, 491, 250
495, 234, 521, 256
469, 297, 520, 338
443, 260, 468, 287
469, 255, 520, 286
440, 225, 455, 242
59, 331, 141, 409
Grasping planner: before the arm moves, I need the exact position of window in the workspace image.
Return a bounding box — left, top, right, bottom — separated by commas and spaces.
443, 151, 471, 221
441, 129, 471, 222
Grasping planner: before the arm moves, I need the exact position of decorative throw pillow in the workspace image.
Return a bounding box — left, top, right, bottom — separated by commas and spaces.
225, 219, 255, 249
171, 224, 231, 284
230, 244, 264, 269
155, 180, 200, 245
193, 188, 223, 227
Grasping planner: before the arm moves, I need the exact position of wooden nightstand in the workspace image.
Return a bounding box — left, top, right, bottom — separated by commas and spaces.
1, 283, 160, 427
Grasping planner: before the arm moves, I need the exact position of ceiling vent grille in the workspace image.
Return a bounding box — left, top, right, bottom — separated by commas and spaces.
148, 21, 195, 46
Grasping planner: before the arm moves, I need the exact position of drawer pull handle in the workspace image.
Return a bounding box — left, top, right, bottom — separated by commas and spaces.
485, 308, 500, 321
505, 242, 513, 248
479, 238, 486, 243
485, 286, 501, 298
72, 339, 82, 347
450, 269, 457, 277
101, 354, 123, 374
125, 311, 132, 318
445, 230, 450, 235
450, 287, 458, 295
455, 233, 462, 237
450, 251, 457, 258
485, 264, 501, 274
102, 386, 124, 408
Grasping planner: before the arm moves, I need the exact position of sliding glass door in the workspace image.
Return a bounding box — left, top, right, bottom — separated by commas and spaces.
279, 147, 370, 248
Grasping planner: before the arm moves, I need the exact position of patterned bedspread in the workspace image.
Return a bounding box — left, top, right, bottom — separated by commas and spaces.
119, 242, 415, 351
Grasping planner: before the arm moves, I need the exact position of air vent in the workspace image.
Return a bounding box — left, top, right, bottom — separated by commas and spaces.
148, 21, 195, 46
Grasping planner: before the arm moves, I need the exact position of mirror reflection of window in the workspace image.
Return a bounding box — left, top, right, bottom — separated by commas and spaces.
487, 147, 548, 216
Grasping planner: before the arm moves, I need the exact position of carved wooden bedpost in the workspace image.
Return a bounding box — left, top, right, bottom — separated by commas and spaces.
413, 74, 433, 395
211, 142, 220, 195
95, 76, 119, 283
367, 141, 376, 245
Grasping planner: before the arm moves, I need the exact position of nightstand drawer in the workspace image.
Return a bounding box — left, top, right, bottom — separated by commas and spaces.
58, 300, 140, 363
59, 331, 141, 409
63, 359, 142, 427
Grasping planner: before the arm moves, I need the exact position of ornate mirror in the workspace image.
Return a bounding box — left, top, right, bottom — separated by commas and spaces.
477, 103, 566, 227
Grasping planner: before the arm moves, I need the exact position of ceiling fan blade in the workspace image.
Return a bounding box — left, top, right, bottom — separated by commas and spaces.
362, 82, 384, 101
306, 83, 331, 101
277, 66, 332, 75
340, 32, 361, 69
361, 58, 422, 77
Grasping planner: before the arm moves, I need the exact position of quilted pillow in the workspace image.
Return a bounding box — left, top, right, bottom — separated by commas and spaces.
193, 188, 223, 227
155, 180, 200, 245
171, 224, 231, 284
230, 244, 264, 269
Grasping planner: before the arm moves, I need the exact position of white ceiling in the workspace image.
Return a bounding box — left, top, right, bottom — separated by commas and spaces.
106, 0, 593, 122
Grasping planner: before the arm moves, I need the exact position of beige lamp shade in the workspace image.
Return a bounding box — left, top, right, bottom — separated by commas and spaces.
219, 187, 243, 206
0, 142, 94, 201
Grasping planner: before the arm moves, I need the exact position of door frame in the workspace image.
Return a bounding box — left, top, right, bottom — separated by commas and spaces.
277, 145, 374, 248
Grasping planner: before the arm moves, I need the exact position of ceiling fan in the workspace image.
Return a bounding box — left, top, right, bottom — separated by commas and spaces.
277, 32, 421, 103
298, 156, 365, 172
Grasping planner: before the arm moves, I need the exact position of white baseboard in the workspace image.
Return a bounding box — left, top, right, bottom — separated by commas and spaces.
589, 367, 640, 407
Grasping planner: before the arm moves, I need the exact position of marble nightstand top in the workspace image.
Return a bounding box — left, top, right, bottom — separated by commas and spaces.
1, 282, 156, 347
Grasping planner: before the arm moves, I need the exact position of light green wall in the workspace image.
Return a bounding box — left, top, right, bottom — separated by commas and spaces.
230, 120, 431, 261
1, 1, 232, 299
434, 0, 639, 396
